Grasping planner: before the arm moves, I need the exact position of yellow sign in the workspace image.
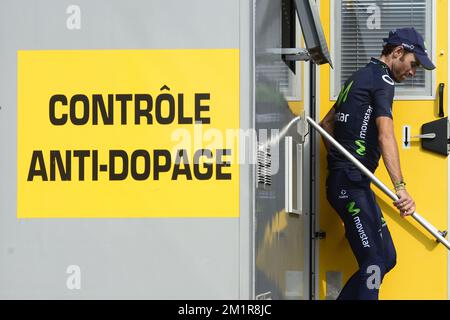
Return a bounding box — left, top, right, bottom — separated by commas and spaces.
18, 49, 240, 218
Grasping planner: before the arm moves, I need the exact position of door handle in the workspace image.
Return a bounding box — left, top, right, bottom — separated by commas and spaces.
285, 136, 302, 215
438, 83, 445, 117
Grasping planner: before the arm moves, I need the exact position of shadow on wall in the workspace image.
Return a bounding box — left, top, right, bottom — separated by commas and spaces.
375, 194, 439, 252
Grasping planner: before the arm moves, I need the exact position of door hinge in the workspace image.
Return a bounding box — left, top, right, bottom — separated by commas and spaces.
314, 230, 326, 240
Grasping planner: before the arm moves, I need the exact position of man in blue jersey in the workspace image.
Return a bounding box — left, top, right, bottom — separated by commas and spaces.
319, 27, 435, 300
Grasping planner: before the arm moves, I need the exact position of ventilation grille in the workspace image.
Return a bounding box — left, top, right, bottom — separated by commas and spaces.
257, 143, 272, 186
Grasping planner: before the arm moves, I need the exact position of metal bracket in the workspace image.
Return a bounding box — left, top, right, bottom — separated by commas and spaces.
420, 117, 449, 156
255, 291, 272, 300
436, 230, 448, 243
265, 48, 311, 61
297, 111, 309, 144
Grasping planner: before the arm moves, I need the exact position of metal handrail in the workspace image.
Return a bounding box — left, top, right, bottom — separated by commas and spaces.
306, 115, 450, 250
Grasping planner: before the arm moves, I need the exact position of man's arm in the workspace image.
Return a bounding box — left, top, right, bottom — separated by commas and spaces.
376, 116, 403, 184
319, 106, 335, 152
376, 116, 415, 217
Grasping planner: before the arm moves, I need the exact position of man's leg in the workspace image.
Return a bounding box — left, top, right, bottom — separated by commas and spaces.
327, 172, 396, 299
372, 192, 397, 273
337, 210, 396, 300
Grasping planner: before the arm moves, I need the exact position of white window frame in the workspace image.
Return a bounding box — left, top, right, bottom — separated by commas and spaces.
330, 0, 436, 101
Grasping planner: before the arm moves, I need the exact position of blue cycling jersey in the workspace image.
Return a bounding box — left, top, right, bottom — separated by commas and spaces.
328, 58, 395, 172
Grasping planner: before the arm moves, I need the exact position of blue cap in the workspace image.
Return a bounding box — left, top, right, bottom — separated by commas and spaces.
383, 27, 435, 70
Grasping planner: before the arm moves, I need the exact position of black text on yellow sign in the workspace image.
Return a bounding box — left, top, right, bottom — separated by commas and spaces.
18, 49, 240, 218
27, 148, 233, 182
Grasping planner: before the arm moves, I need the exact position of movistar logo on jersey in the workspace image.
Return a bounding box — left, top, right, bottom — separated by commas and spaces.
335, 112, 349, 123
359, 105, 373, 139
337, 81, 354, 106
355, 140, 366, 156
346, 201, 360, 216
346, 201, 371, 248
